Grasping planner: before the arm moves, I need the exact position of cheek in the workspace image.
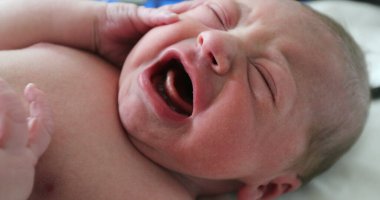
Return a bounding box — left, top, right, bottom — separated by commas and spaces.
186, 127, 256, 178
118, 74, 147, 132
118, 88, 140, 131
186, 94, 257, 177
201, 83, 255, 145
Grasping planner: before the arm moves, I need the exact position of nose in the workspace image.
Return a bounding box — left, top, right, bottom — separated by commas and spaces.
197, 30, 238, 75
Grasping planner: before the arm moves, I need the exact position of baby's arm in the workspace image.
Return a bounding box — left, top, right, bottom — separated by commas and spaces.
0, 80, 53, 200
0, 0, 98, 50
0, 0, 179, 66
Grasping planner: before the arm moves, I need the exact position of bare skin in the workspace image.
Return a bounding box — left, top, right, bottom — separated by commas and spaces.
0, 0, 350, 199
0, 44, 192, 200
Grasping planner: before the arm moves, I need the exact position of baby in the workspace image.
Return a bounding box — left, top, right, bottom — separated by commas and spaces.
117, 0, 370, 197
2, 0, 369, 199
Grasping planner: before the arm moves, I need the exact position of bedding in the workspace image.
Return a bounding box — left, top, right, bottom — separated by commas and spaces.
280, 1, 380, 199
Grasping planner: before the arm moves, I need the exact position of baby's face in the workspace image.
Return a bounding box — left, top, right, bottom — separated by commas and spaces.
118, 0, 338, 185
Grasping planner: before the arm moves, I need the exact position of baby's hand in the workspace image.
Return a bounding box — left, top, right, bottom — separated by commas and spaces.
95, 3, 180, 66
160, 0, 205, 13
95, 0, 204, 67
0, 80, 53, 200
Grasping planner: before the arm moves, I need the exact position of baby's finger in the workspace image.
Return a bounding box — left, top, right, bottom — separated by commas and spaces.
0, 79, 29, 149
24, 83, 54, 158
160, 1, 195, 13
160, 0, 205, 13
136, 6, 179, 27
104, 3, 178, 35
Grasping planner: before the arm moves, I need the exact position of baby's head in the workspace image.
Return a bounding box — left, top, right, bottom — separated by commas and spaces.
118, 0, 369, 198
290, 5, 370, 184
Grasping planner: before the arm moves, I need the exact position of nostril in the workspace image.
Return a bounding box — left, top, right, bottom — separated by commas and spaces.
209, 53, 217, 65
198, 33, 219, 67
198, 35, 204, 46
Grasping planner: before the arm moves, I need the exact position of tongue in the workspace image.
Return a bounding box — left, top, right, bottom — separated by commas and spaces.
165, 69, 193, 115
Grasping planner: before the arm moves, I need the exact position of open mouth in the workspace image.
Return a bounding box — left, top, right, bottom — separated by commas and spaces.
151, 59, 193, 116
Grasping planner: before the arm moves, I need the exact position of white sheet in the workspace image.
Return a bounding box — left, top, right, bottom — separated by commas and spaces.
309, 0, 380, 87
280, 102, 380, 200
281, 1, 380, 199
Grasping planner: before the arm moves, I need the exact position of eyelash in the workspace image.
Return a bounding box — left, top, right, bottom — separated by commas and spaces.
256, 65, 276, 103
248, 62, 276, 103
206, 5, 228, 30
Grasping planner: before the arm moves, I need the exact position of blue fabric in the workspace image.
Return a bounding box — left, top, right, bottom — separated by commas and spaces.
97, 0, 185, 7
101, 0, 310, 7
97, 0, 126, 2
144, 0, 184, 8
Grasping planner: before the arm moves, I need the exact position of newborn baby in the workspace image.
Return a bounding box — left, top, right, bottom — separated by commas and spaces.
0, 0, 370, 199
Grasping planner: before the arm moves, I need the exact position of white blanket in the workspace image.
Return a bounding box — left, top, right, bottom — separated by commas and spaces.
309, 0, 380, 87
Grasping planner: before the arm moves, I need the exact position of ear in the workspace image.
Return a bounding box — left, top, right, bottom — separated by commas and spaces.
237, 174, 302, 200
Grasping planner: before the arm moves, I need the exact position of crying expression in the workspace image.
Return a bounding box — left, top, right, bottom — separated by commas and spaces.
118, 0, 311, 181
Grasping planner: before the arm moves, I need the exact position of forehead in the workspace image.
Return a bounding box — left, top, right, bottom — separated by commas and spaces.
235, 0, 314, 30
184, 0, 316, 35
233, 0, 339, 64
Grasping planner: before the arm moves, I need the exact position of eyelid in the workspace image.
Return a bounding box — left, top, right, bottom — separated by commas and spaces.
252, 62, 277, 103
206, 3, 228, 30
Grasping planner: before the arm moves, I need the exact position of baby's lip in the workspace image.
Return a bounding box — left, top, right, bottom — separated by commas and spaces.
169, 46, 218, 116
141, 49, 198, 120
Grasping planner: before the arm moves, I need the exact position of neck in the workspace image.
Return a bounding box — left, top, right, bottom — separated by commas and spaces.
169, 171, 243, 197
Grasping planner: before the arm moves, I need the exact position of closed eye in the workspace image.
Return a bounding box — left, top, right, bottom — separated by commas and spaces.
247, 60, 277, 104
255, 64, 277, 103
206, 4, 228, 30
